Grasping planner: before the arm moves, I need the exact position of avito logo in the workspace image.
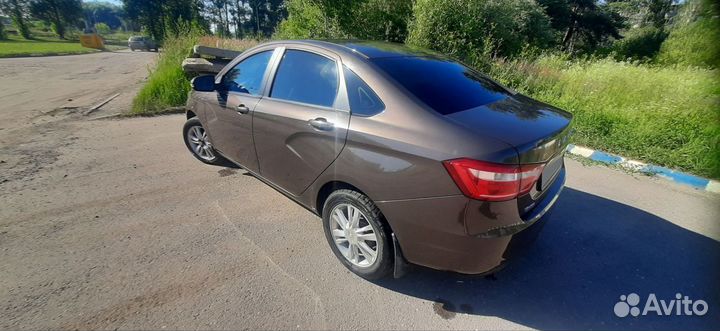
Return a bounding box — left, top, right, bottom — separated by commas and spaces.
614, 293, 709, 317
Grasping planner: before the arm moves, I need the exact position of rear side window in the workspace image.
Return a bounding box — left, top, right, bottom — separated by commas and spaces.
343, 66, 384, 116
372, 57, 510, 115
271, 50, 338, 108
220, 50, 273, 95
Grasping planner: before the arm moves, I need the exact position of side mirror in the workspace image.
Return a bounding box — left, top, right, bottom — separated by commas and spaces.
191, 75, 216, 92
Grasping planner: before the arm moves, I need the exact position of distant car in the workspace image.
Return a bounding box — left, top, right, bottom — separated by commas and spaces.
128, 36, 158, 52
182, 40, 572, 280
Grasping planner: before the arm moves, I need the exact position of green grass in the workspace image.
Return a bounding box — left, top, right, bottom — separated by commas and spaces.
131, 35, 260, 115
131, 33, 199, 115
489, 55, 720, 179
0, 34, 99, 58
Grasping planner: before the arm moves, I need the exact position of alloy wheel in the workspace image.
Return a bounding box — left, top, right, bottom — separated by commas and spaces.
329, 203, 379, 268
187, 125, 215, 161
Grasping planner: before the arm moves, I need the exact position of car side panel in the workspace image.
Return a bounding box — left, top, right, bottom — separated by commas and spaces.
305, 112, 518, 203
253, 99, 351, 196
187, 90, 213, 126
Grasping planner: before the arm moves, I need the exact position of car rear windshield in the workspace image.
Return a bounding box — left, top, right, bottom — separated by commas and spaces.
371, 57, 511, 115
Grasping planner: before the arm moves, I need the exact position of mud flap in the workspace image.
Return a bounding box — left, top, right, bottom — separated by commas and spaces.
392, 233, 410, 278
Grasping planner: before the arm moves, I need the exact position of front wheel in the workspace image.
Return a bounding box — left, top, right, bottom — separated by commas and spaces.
183, 117, 221, 165
322, 189, 393, 280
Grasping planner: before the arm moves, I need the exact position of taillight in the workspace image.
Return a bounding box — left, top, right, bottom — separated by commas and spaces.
442, 158, 544, 201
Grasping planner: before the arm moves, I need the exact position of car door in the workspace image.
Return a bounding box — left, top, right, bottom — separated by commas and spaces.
204, 48, 276, 173
252, 48, 351, 196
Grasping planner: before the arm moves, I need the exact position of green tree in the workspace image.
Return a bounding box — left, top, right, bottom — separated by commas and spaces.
245, 0, 284, 36
275, 0, 413, 42
407, 0, 554, 62
646, 0, 673, 28
83, 1, 124, 30
274, 0, 345, 39
607, 0, 676, 29
29, 0, 83, 39
0, 0, 32, 39
94, 22, 110, 34
208, 0, 231, 37
0, 17, 6, 39
657, 0, 720, 68
123, 0, 207, 42
352, 0, 413, 42
123, 0, 163, 40
538, 0, 624, 53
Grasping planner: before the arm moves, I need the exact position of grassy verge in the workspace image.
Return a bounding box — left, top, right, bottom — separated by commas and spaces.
130, 35, 260, 115
0, 34, 99, 58
488, 55, 720, 179
130, 34, 198, 115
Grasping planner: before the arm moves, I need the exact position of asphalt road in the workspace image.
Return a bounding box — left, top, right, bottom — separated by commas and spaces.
1, 51, 718, 330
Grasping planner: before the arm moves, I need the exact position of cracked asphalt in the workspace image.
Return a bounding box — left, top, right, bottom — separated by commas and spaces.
1, 51, 718, 330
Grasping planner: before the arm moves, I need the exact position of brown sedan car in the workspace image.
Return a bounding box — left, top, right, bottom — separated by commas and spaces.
183, 40, 572, 279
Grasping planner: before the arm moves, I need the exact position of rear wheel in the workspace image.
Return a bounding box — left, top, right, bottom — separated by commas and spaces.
183, 117, 221, 165
322, 189, 393, 280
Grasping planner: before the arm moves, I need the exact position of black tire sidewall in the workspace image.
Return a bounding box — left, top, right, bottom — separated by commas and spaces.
183, 117, 219, 165
322, 190, 392, 280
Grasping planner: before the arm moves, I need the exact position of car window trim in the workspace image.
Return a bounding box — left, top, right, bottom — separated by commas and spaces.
263, 46, 349, 112
342, 65, 386, 117
215, 46, 280, 98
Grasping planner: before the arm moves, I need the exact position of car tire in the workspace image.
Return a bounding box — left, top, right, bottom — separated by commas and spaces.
183, 117, 222, 165
322, 189, 393, 280
130, 47, 134, 51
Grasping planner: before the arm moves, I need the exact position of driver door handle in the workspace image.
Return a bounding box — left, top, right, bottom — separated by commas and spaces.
236, 104, 250, 114
308, 117, 334, 131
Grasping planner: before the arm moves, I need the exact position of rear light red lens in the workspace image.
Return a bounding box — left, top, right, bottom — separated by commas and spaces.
518, 164, 544, 195
442, 158, 545, 201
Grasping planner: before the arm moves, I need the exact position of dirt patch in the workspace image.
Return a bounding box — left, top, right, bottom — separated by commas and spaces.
0, 121, 72, 187
218, 168, 237, 177
432, 298, 457, 320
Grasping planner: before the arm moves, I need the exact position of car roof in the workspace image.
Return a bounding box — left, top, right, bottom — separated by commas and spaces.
267, 40, 442, 60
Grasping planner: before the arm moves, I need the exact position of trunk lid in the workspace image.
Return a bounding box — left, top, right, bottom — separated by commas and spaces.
445, 94, 573, 164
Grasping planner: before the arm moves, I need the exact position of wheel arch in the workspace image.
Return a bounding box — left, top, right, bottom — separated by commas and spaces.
316, 181, 395, 232
316, 181, 362, 217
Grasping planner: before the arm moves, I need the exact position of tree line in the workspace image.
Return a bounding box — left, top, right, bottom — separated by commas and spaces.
0, 0, 288, 41
1, 0, 716, 68
120, 0, 704, 63
0, 0, 83, 39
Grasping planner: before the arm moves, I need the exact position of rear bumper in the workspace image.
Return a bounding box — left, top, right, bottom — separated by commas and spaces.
377, 167, 565, 275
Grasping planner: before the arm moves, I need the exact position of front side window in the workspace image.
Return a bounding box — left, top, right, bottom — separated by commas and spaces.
270, 50, 338, 108
343, 66, 384, 116
221, 50, 273, 95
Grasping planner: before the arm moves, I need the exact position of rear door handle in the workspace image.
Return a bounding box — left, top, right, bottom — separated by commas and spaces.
236, 104, 250, 114
308, 117, 334, 131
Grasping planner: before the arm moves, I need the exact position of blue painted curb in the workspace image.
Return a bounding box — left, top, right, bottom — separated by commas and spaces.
566, 144, 719, 194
